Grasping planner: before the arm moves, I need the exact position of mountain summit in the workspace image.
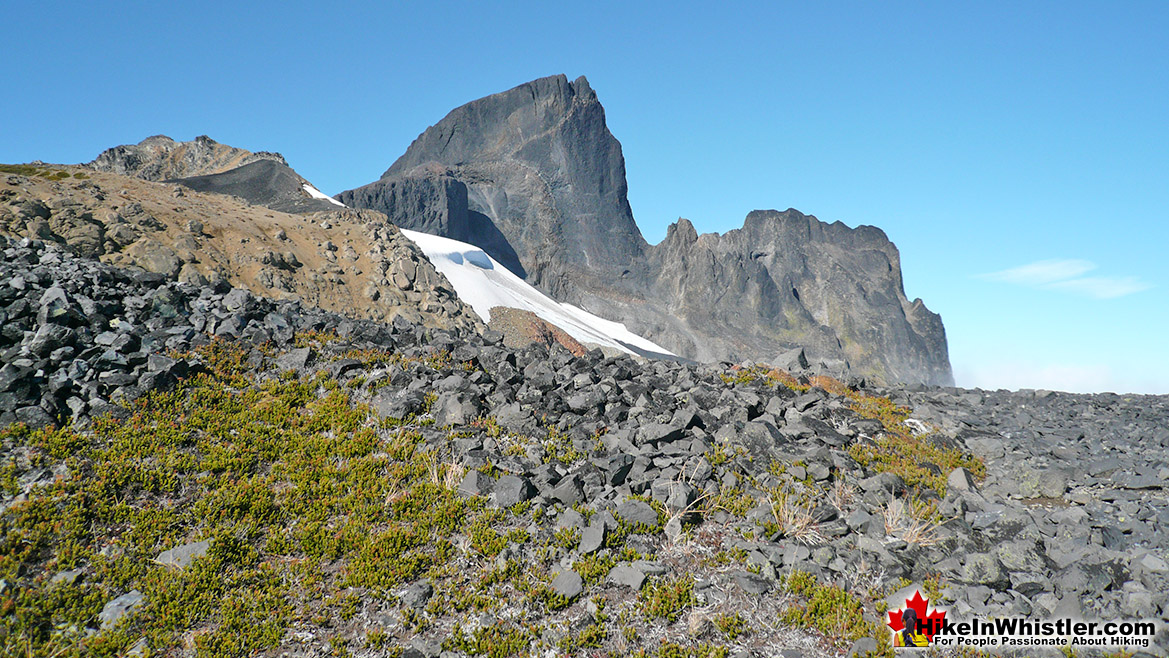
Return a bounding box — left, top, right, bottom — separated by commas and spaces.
340, 75, 647, 298
343, 74, 953, 385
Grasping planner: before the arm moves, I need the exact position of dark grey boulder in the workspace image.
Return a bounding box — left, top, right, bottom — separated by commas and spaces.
607, 564, 646, 589
458, 471, 492, 498
578, 520, 606, 555
400, 581, 434, 609
432, 391, 481, 426
493, 475, 535, 508
962, 553, 1010, 591
550, 474, 584, 506
372, 388, 426, 420
732, 571, 771, 595
275, 347, 314, 372
550, 570, 583, 600
616, 500, 658, 527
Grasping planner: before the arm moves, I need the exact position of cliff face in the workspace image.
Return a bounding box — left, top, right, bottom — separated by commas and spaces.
340, 75, 954, 385
347, 75, 648, 302
642, 212, 952, 386
337, 168, 526, 277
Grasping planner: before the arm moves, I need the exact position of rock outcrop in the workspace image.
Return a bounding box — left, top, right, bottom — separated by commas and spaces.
88, 134, 287, 181
636, 212, 952, 386
88, 135, 342, 214
341, 75, 953, 385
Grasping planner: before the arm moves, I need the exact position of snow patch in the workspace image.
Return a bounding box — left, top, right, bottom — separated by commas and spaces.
400, 229, 674, 357
302, 183, 345, 207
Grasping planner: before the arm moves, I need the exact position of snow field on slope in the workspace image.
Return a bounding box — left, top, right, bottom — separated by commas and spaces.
302, 183, 346, 207
400, 229, 673, 357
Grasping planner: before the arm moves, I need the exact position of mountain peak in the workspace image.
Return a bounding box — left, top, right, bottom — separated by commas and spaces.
571, 75, 594, 100
354, 74, 647, 300
88, 135, 287, 181
344, 76, 953, 385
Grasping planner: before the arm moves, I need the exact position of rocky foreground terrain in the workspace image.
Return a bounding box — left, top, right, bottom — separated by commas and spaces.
1, 237, 1165, 658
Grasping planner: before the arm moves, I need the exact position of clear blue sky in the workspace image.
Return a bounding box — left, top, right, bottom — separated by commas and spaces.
4, 1, 1167, 393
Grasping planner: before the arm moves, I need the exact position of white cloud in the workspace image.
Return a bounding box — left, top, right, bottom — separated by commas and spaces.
979, 259, 1096, 285
978, 259, 1151, 299
1044, 276, 1153, 299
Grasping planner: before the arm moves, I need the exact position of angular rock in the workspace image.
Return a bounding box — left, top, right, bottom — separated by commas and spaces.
99, 590, 145, 629
616, 500, 658, 527
155, 540, 210, 570
400, 581, 434, 609
492, 475, 536, 508
607, 564, 646, 590
550, 570, 584, 600
579, 520, 606, 555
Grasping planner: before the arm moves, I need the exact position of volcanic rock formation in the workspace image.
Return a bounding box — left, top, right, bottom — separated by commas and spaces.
340, 75, 953, 385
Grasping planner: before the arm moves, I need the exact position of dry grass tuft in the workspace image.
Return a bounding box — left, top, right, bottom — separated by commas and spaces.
828, 479, 857, 512
882, 495, 941, 546
767, 494, 826, 546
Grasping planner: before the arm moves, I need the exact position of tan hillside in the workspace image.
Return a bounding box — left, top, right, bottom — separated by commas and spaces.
0, 164, 482, 333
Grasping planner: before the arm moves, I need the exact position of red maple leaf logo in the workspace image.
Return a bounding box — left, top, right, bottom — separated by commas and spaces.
887, 590, 947, 641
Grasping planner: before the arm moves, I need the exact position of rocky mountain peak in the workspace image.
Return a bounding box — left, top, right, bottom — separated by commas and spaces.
346, 75, 954, 385
665, 218, 699, 245
351, 74, 647, 301
88, 134, 288, 182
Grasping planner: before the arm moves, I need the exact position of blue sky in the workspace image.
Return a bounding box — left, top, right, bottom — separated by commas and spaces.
3, 1, 1166, 393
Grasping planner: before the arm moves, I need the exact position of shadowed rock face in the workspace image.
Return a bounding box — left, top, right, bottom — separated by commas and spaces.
166, 160, 341, 214
337, 168, 526, 277
88, 135, 287, 181
341, 75, 954, 385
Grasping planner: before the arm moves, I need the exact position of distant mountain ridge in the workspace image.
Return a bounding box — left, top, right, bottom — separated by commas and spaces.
88, 135, 342, 214
89, 134, 287, 181
169, 159, 344, 214
340, 74, 954, 385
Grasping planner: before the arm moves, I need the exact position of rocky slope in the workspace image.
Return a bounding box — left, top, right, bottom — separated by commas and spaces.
339, 75, 952, 386
167, 159, 344, 214
0, 164, 481, 334
1, 237, 1165, 658
88, 134, 287, 181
